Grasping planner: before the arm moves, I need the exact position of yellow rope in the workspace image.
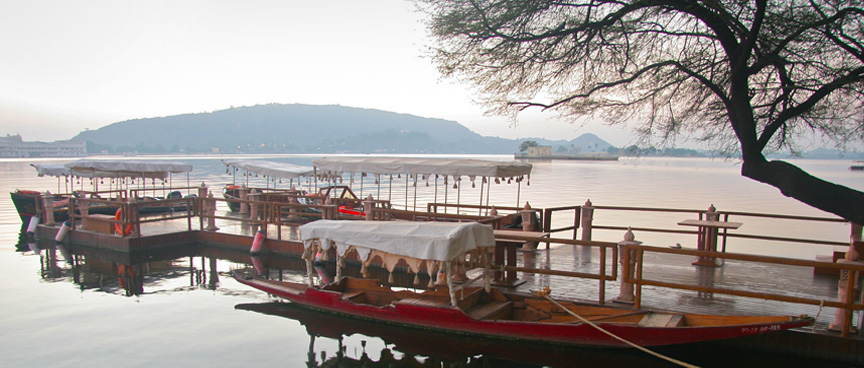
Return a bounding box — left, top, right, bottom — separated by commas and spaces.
541, 294, 700, 368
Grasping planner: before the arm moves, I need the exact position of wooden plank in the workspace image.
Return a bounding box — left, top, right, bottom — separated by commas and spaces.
637, 313, 683, 327
468, 301, 512, 320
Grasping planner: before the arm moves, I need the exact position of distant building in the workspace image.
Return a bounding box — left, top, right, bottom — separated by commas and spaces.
0, 134, 87, 158
526, 146, 553, 156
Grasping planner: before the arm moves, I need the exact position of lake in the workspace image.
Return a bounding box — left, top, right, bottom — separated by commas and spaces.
1, 155, 858, 367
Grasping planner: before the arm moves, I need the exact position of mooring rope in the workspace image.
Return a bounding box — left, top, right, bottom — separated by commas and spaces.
541, 294, 700, 368
813, 299, 824, 333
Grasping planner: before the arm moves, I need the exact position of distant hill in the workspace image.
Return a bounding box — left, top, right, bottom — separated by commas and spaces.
72, 104, 616, 155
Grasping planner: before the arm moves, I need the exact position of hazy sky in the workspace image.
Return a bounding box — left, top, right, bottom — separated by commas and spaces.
1, 0, 634, 145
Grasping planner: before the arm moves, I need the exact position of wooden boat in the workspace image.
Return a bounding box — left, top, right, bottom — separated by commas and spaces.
12, 160, 194, 224
235, 220, 813, 348
222, 159, 314, 212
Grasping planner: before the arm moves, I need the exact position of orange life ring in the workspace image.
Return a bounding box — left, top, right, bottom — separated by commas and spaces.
225, 184, 240, 190
114, 208, 133, 236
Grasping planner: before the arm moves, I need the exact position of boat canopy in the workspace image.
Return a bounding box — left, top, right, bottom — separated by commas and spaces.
222, 159, 313, 179
312, 157, 532, 180
63, 159, 193, 179
300, 220, 495, 262
31, 164, 70, 177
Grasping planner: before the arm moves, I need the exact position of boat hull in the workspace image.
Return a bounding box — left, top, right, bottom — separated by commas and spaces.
10, 191, 189, 224
234, 275, 813, 348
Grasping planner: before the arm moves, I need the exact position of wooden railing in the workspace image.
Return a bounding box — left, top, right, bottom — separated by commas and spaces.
622, 243, 864, 337
588, 205, 851, 252
427, 202, 582, 240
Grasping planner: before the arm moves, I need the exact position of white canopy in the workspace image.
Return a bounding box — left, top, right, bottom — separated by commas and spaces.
222, 159, 313, 179
300, 220, 495, 262
312, 157, 532, 179
63, 159, 193, 179
31, 164, 70, 177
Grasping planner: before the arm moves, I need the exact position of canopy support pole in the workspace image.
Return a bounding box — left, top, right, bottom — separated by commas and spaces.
445, 261, 457, 307
444, 176, 448, 214
457, 178, 461, 215
412, 175, 418, 212
485, 179, 492, 216
433, 174, 438, 208
478, 177, 484, 216
516, 181, 522, 208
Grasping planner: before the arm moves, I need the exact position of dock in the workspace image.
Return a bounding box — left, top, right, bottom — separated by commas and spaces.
30, 194, 864, 365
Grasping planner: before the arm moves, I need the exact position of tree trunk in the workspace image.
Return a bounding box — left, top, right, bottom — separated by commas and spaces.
741, 158, 864, 225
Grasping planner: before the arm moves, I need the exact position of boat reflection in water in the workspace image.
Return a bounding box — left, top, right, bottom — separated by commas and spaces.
31, 239, 222, 297
235, 301, 846, 368
235, 302, 671, 368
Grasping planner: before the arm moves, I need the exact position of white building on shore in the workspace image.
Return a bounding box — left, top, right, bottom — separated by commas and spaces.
0, 134, 87, 158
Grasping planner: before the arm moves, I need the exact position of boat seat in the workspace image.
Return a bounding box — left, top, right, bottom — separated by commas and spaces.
467, 301, 513, 320
394, 297, 449, 307
342, 291, 366, 302
637, 313, 684, 327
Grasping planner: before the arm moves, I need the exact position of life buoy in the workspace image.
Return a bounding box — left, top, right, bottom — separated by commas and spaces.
114, 208, 133, 236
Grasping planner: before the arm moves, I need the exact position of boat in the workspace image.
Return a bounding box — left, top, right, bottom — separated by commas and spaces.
12, 159, 195, 224
311, 156, 534, 220
234, 220, 813, 348
221, 159, 315, 213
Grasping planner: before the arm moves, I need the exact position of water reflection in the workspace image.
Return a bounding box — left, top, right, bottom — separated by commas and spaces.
235, 302, 668, 368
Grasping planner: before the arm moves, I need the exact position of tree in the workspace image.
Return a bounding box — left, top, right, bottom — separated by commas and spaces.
519, 140, 538, 152
420, 0, 864, 223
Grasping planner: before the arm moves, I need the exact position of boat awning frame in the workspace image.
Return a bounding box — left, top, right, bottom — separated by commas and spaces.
312, 157, 532, 180
222, 159, 314, 180
63, 159, 193, 179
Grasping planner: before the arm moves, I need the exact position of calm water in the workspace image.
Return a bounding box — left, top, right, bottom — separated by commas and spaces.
1, 155, 859, 367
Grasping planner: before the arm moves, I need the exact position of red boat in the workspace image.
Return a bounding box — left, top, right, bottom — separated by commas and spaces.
235, 220, 813, 348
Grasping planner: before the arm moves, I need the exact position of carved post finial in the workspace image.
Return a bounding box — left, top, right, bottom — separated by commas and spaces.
624, 226, 635, 242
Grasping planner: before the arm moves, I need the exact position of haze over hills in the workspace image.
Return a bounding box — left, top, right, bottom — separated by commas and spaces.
73, 104, 614, 155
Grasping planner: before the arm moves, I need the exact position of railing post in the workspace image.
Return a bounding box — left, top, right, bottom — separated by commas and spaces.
580, 199, 594, 242
42, 195, 55, 225
829, 225, 864, 335
706, 204, 718, 221
613, 227, 641, 305
239, 186, 250, 214
363, 195, 374, 221
521, 202, 537, 250
249, 189, 260, 221
205, 191, 219, 231
197, 182, 207, 205
79, 199, 91, 230
197, 182, 207, 230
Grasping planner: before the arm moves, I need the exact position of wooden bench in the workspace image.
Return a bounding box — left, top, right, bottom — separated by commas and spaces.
467, 301, 513, 320
341, 290, 366, 303
637, 313, 684, 327
394, 297, 449, 307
